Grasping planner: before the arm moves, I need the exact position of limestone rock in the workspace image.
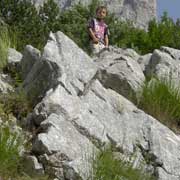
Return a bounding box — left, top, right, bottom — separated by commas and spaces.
146, 47, 180, 85
96, 47, 145, 100
32, 113, 97, 180
32, 79, 180, 180
21, 32, 180, 179
137, 53, 152, 73
22, 155, 44, 176
7, 48, 22, 70
0, 74, 13, 93
161, 46, 180, 60
22, 31, 97, 103
21, 45, 41, 80
8, 48, 22, 64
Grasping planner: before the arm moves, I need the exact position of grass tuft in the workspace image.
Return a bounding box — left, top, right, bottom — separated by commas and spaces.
0, 26, 16, 70
91, 147, 155, 180
138, 77, 180, 132
0, 126, 23, 178
0, 90, 33, 120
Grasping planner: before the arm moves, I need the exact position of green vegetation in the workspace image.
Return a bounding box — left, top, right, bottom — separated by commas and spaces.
0, 127, 47, 180
1, 0, 180, 54
0, 92, 46, 179
0, 26, 16, 70
0, 90, 33, 120
1, 0, 180, 179
0, 126, 23, 179
91, 147, 155, 180
138, 77, 180, 132
0, 126, 48, 180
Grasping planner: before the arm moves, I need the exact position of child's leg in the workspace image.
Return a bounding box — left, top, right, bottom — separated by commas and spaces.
90, 42, 100, 55
90, 42, 105, 55
99, 42, 105, 51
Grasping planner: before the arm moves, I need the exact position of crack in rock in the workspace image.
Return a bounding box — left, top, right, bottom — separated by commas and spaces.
71, 118, 105, 149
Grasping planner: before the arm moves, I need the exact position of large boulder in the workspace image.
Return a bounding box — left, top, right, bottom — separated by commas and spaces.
21, 32, 180, 180
146, 47, 180, 85
32, 79, 180, 180
21, 45, 41, 80
7, 48, 22, 68
22, 31, 97, 103
33, 113, 96, 179
96, 47, 145, 100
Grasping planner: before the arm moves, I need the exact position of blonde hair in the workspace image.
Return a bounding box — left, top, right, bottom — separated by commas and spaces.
96, 6, 108, 14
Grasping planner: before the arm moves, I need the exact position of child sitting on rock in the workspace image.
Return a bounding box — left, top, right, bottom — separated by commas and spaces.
88, 6, 109, 55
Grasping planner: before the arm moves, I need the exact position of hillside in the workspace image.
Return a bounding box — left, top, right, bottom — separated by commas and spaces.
1, 1, 180, 180
31, 0, 157, 29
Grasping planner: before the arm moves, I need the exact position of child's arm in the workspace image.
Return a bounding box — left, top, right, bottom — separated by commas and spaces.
104, 34, 109, 47
88, 28, 99, 44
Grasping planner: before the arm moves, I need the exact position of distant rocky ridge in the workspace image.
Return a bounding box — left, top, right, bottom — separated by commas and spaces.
31, 0, 157, 29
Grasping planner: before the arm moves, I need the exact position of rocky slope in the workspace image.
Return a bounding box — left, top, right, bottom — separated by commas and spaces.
31, 0, 157, 29
3, 31, 179, 180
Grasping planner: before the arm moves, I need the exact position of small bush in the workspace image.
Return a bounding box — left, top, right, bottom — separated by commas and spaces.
92, 147, 155, 180
138, 77, 180, 131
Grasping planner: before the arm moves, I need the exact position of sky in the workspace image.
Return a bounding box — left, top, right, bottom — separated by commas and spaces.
157, 0, 180, 22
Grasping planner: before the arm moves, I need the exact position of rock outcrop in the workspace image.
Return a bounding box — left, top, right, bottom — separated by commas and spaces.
18, 31, 180, 180
31, 0, 157, 29
0, 48, 22, 94
145, 47, 180, 86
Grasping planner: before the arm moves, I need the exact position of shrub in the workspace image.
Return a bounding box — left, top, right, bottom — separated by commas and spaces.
138, 77, 180, 131
91, 147, 155, 180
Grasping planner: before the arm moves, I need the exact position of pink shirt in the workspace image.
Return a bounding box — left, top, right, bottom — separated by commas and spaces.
88, 18, 108, 44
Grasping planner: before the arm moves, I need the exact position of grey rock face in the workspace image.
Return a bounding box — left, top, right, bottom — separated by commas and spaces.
0, 48, 22, 93
0, 74, 13, 93
22, 32, 97, 103
33, 113, 96, 179
96, 46, 145, 100
21, 45, 41, 80
31, 0, 156, 29
105, 0, 157, 29
22, 32, 180, 180
33, 79, 180, 180
137, 53, 152, 73
22, 155, 44, 176
7, 48, 22, 74
146, 47, 180, 85
8, 48, 22, 65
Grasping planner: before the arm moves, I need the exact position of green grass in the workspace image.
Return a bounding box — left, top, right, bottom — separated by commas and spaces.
0, 126, 23, 178
138, 77, 180, 132
0, 117, 48, 180
16, 175, 49, 180
0, 90, 33, 120
0, 90, 47, 179
91, 147, 155, 180
0, 26, 16, 70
